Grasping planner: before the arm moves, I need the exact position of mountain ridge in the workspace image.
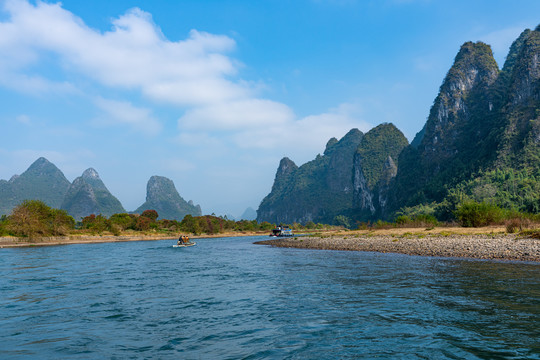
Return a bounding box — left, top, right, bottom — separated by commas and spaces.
258, 24, 540, 224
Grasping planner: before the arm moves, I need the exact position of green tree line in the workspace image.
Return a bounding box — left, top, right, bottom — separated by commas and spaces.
0, 200, 281, 238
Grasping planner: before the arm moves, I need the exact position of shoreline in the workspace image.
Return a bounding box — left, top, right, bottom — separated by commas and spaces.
255, 232, 540, 262
0, 231, 267, 248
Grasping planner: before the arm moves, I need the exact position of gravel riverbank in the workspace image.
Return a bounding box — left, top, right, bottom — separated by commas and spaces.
255, 233, 540, 262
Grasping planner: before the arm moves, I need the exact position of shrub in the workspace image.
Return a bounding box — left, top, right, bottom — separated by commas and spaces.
141, 209, 159, 222
136, 216, 152, 231
505, 218, 530, 233
0, 215, 8, 236
81, 214, 109, 234
109, 213, 136, 230
334, 215, 351, 229
455, 201, 504, 227
7, 200, 75, 238
395, 215, 411, 225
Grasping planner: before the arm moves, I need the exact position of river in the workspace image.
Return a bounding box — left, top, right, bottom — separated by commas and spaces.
1, 236, 539, 359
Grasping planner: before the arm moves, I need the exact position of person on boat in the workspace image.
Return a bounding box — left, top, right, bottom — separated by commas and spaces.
178, 235, 190, 245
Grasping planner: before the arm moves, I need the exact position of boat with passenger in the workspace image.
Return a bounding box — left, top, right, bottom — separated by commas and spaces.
270, 225, 294, 237
173, 235, 196, 247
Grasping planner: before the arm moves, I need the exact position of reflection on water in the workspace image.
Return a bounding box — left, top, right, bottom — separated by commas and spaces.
0, 237, 538, 359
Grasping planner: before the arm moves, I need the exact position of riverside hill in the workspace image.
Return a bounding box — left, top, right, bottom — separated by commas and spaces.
257, 25, 540, 225
0, 158, 202, 221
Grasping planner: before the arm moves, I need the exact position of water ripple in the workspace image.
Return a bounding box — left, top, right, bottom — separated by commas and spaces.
0, 237, 539, 359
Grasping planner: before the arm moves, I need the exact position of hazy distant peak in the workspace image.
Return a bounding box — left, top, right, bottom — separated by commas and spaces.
27, 157, 54, 172
82, 168, 100, 180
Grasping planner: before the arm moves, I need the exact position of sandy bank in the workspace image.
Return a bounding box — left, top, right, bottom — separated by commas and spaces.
255, 233, 540, 262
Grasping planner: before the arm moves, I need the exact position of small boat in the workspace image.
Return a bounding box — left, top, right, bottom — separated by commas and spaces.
269, 225, 294, 237
173, 242, 196, 248
173, 235, 196, 248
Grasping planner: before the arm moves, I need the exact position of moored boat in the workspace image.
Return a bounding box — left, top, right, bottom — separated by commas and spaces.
270, 225, 294, 237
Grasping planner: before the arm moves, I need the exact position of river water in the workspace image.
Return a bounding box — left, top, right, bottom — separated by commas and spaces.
1, 236, 539, 359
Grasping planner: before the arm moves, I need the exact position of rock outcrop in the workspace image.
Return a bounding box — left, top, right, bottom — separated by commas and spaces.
352, 123, 408, 219
135, 176, 202, 221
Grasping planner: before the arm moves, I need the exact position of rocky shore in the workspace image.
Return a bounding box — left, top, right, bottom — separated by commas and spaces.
255, 233, 540, 262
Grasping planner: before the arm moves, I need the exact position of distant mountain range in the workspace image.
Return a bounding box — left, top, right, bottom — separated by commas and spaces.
257, 24, 540, 224
239, 207, 257, 221
0, 158, 202, 221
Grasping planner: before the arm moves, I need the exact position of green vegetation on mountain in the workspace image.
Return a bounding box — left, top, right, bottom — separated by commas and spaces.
0, 159, 204, 222
61, 168, 125, 220
351, 123, 408, 222
135, 176, 202, 221
259, 25, 540, 227
390, 26, 540, 221
0, 158, 70, 216
257, 129, 363, 224
355, 123, 408, 190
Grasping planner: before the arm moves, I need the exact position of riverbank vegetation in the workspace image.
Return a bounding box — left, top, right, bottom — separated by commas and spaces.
0, 200, 338, 240
1, 199, 539, 241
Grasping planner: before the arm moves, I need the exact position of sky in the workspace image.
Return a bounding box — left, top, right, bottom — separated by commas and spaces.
0, 0, 539, 217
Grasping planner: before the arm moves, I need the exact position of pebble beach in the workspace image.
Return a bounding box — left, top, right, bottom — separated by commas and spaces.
255, 233, 540, 262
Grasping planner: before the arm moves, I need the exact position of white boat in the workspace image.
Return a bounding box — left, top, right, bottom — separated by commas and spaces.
173, 235, 196, 247
173, 242, 196, 248
270, 225, 294, 237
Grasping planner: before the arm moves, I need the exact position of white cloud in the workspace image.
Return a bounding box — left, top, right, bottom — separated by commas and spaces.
15, 114, 30, 124
93, 97, 161, 135
0, 70, 78, 95
232, 103, 372, 158
179, 99, 295, 130
0, 0, 243, 105
0, 0, 373, 159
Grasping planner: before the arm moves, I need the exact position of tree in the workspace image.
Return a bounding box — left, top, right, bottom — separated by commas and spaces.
109, 213, 136, 230
136, 216, 152, 231
7, 200, 75, 238
141, 209, 159, 222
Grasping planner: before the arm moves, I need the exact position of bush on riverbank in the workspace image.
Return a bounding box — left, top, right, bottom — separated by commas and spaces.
5, 200, 75, 238
0, 215, 9, 236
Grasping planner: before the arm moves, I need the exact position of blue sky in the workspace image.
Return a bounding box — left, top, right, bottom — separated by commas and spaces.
0, 0, 539, 217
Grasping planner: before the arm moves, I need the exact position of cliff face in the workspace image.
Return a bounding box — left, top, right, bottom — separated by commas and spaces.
352, 123, 408, 219
418, 41, 499, 166
135, 176, 202, 221
496, 26, 540, 168
61, 168, 125, 220
0, 157, 70, 216
392, 41, 502, 207
257, 129, 363, 224
392, 25, 540, 213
